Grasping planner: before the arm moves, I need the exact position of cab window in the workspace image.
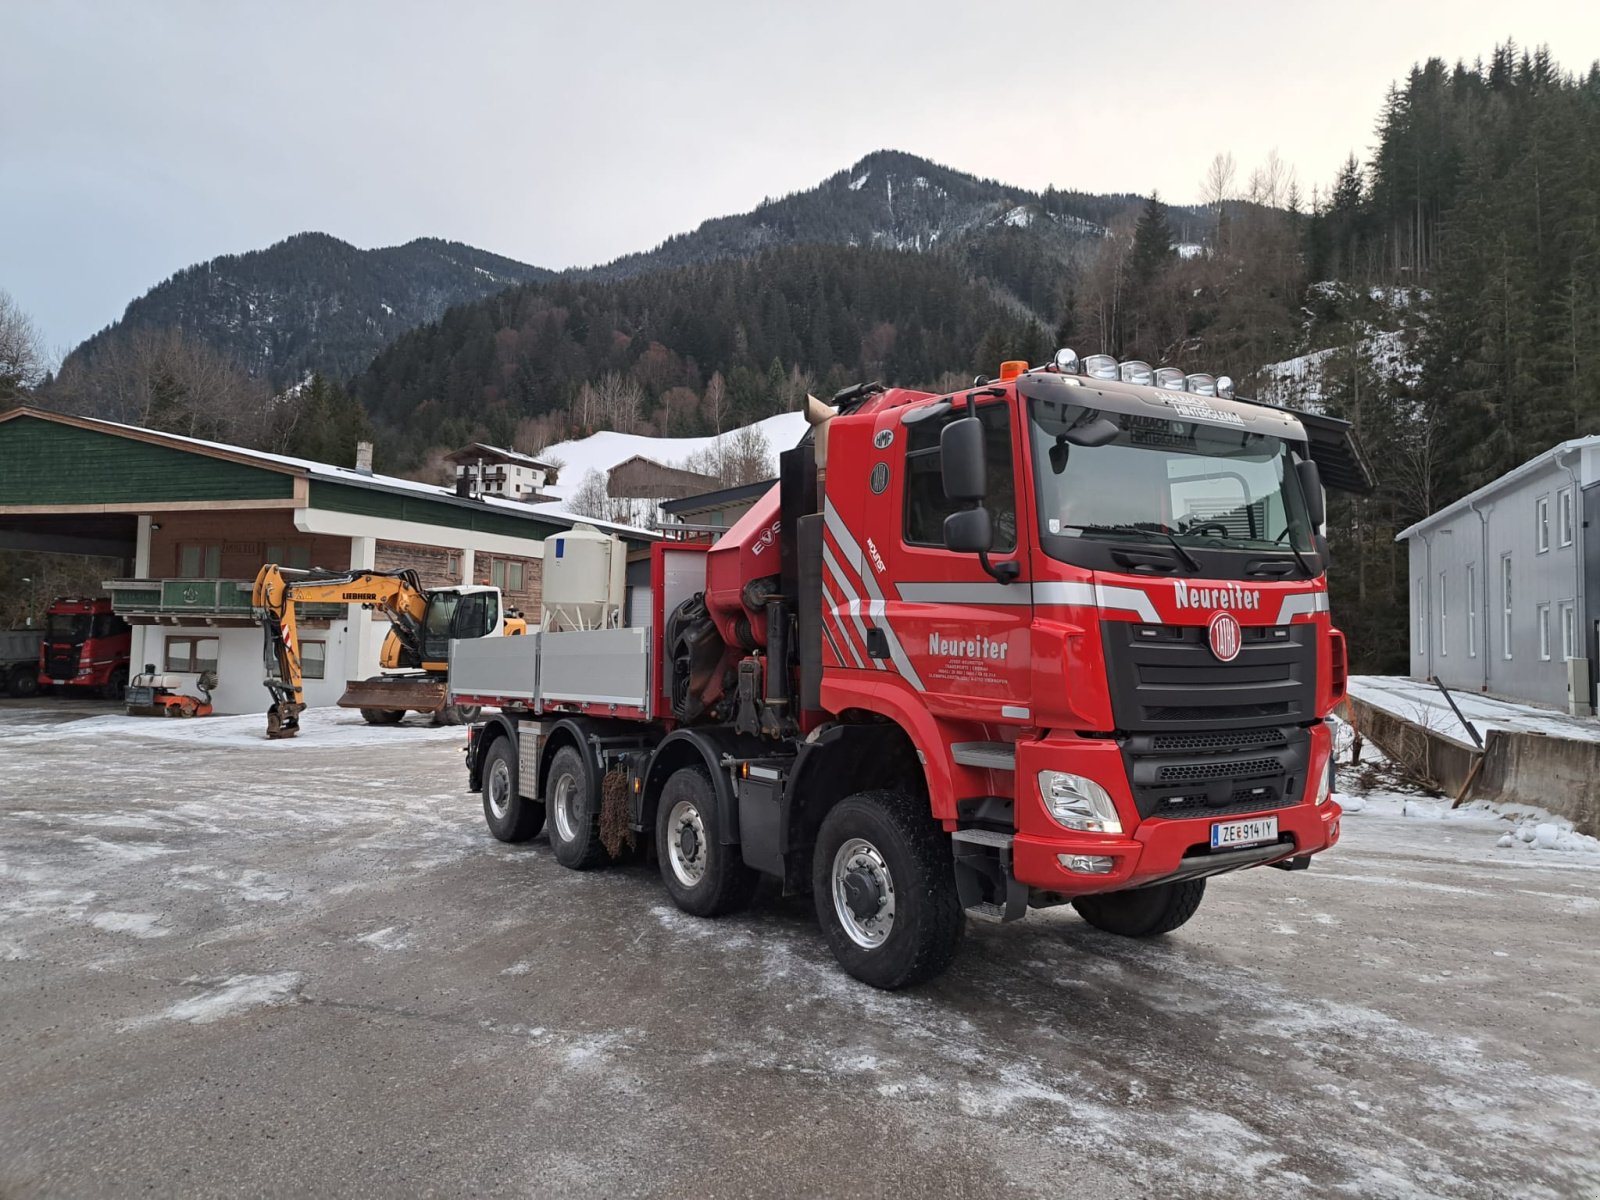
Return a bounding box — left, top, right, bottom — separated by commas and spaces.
902, 404, 1017, 552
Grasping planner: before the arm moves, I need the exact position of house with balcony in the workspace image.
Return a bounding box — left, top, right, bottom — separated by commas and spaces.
0, 406, 651, 714
444, 443, 560, 503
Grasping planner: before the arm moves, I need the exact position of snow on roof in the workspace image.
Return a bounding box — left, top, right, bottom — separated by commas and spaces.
28, 408, 657, 540
444, 442, 558, 471
1395, 436, 1600, 542
532, 411, 810, 510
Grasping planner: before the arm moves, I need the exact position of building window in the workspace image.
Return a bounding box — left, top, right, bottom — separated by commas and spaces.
1438, 572, 1448, 656
1466, 563, 1477, 658
300, 639, 326, 680
1536, 495, 1550, 553
489, 558, 526, 593
164, 636, 219, 673
1559, 601, 1576, 661
1559, 488, 1575, 548
1416, 578, 1426, 654
178, 545, 222, 578
1537, 604, 1551, 661
266, 544, 312, 570
1501, 555, 1513, 660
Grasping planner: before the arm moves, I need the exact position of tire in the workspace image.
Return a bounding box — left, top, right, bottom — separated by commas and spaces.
655, 766, 759, 917
545, 744, 609, 869
6, 665, 38, 699
101, 668, 128, 702
481, 737, 544, 843
811, 790, 964, 990
1072, 880, 1206, 938
360, 707, 405, 726
431, 704, 480, 726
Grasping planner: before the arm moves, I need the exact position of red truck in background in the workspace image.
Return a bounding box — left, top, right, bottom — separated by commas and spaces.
455, 349, 1373, 988
38, 597, 131, 699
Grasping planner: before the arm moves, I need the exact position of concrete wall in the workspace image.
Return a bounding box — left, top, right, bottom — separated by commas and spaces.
1345, 694, 1599, 836
1408, 457, 1586, 707
146, 621, 354, 715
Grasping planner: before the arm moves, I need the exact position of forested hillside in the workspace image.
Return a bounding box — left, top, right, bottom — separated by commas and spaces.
62, 233, 550, 388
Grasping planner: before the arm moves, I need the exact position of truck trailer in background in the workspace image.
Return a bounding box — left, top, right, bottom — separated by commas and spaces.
455, 351, 1374, 988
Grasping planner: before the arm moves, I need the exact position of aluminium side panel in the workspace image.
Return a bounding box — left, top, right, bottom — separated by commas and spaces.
537, 627, 651, 712
449, 632, 540, 702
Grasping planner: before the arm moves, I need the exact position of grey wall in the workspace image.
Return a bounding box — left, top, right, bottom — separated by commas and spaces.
1408, 458, 1586, 707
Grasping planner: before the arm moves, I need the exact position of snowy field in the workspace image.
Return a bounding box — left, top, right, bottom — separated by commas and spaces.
2, 700, 1598, 1198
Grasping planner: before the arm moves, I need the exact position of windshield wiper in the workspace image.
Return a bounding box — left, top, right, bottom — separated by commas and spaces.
1271, 527, 1316, 578
1055, 523, 1203, 574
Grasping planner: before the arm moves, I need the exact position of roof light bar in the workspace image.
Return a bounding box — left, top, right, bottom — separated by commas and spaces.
1184, 373, 1217, 397
1084, 354, 1118, 381
1118, 360, 1153, 386
1155, 367, 1186, 390
1215, 375, 1235, 399
1054, 347, 1080, 373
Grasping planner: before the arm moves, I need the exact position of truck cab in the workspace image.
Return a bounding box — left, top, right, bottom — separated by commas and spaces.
38, 597, 131, 698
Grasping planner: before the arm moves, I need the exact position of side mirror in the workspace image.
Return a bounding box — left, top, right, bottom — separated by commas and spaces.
1297, 459, 1326, 528
944, 507, 993, 554
941, 416, 986, 502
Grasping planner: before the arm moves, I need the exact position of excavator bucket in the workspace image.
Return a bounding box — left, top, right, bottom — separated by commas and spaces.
336, 675, 448, 714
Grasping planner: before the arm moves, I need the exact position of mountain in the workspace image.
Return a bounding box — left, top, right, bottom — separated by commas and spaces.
64, 233, 552, 387
584, 150, 1195, 319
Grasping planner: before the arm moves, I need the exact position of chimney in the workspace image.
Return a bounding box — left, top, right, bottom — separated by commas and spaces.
355, 441, 374, 475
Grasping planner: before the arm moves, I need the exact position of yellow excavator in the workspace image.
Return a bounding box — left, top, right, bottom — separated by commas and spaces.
251, 564, 526, 739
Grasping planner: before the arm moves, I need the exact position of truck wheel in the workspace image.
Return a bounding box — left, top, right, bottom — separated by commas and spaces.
812, 790, 964, 990
101, 668, 128, 702
1073, 880, 1206, 937
655, 766, 759, 917
360, 708, 405, 726
482, 738, 544, 843
7, 665, 38, 698
546, 745, 609, 869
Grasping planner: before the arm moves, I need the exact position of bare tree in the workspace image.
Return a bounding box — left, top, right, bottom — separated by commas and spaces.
722, 424, 772, 485
568, 468, 612, 519
0, 289, 47, 398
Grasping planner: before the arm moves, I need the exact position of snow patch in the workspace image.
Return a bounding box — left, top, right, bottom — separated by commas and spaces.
155, 972, 304, 1024
89, 911, 170, 938
1001, 205, 1033, 228
848, 171, 870, 191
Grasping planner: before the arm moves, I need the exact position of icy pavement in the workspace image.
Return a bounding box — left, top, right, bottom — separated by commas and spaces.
1, 702, 1598, 1198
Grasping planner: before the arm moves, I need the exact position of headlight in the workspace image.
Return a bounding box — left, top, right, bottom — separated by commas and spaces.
1315, 762, 1334, 806
1038, 771, 1123, 834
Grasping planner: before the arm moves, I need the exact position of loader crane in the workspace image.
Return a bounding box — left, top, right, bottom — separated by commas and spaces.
251, 564, 523, 739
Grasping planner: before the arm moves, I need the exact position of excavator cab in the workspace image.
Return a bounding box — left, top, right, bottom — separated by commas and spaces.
415, 587, 501, 670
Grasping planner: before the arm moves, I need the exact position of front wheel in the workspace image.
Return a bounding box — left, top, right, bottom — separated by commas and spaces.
6, 665, 38, 698
101, 668, 128, 702
482, 738, 544, 842
360, 707, 405, 726
431, 704, 481, 726
656, 766, 759, 917
546, 745, 609, 869
811, 790, 964, 990
1072, 879, 1206, 937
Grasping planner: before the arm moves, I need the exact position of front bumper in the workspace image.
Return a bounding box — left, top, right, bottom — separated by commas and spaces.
1009, 724, 1339, 896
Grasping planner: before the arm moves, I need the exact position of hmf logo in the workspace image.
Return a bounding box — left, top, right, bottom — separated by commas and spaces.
751, 520, 780, 557
1172, 581, 1261, 611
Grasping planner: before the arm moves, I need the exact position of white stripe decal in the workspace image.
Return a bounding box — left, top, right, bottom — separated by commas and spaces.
898, 582, 1032, 606
1274, 592, 1329, 623
822, 541, 882, 670
824, 500, 926, 691
820, 572, 867, 669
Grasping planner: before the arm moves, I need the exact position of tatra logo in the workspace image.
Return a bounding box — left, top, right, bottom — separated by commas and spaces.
1208, 611, 1243, 662
751, 520, 780, 556
1172, 581, 1261, 610
928, 632, 1009, 660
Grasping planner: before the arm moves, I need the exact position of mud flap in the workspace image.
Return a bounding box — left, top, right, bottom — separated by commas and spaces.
951, 828, 1028, 923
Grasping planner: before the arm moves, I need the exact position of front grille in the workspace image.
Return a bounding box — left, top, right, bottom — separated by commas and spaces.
44, 647, 77, 681
1150, 728, 1286, 753
1156, 756, 1280, 783
1120, 724, 1312, 820
1101, 620, 1316, 732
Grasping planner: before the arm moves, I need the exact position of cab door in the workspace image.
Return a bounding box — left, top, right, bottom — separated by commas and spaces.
861, 398, 1033, 721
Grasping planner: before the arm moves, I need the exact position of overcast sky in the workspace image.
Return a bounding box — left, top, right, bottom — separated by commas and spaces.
5, 0, 1597, 354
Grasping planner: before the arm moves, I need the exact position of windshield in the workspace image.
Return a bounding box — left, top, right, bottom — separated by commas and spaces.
424, 593, 461, 636
46, 613, 90, 641
1029, 403, 1316, 565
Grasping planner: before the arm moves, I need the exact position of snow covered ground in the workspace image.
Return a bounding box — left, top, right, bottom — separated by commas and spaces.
1349, 674, 1600, 746
2, 700, 1597, 1197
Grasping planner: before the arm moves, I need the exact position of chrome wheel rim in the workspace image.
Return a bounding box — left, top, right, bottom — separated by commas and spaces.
552, 771, 580, 842
487, 758, 512, 821
665, 799, 707, 887
832, 837, 895, 949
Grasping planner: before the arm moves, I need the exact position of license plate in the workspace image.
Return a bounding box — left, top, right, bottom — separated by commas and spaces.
1211, 815, 1278, 850
125, 686, 154, 707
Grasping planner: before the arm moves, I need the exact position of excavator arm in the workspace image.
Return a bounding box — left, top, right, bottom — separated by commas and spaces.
251, 565, 432, 739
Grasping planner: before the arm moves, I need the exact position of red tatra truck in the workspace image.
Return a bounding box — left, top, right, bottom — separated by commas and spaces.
38, 597, 131, 699
455, 350, 1372, 988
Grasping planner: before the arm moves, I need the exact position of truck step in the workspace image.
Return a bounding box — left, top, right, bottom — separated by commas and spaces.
952, 742, 1016, 771
964, 901, 1017, 924
951, 828, 1014, 849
